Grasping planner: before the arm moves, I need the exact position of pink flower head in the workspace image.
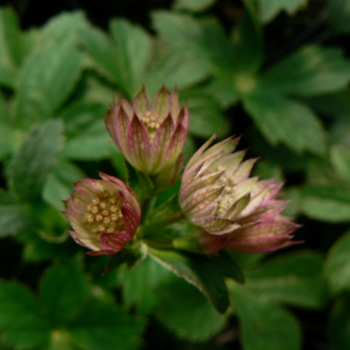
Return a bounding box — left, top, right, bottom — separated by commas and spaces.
105, 86, 189, 176
63, 173, 141, 255
179, 135, 300, 254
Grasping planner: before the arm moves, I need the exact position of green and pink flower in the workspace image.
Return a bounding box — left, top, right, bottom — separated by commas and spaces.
63, 173, 141, 255
106, 86, 189, 176
179, 135, 300, 253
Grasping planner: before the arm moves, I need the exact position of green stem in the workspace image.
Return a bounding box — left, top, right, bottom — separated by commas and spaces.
36, 229, 69, 243
141, 211, 185, 235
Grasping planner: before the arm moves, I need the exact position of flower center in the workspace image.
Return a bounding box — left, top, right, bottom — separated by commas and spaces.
84, 191, 124, 234
139, 111, 160, 140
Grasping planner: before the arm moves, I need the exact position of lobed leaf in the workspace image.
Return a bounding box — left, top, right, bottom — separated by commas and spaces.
148, 247, 231, 313
39, 257, 89, 325
9, 119, 64, 203
173, 0, 216, 12
260, 46, 350, 96
67, 300, 145, 350
0, 280, 51, 349
243, 90, 327, 155
246, 251, 327, 309
327, 0, 350, 35
0, 7, 23, 88
324, 230, 350, 295
156, 278, 228, 341
258, 0, 308, 23
230, 284, 302, 350
14, 13, 85, 128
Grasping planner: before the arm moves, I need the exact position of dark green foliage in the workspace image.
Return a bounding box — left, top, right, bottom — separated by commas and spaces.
0, 1, 350, 349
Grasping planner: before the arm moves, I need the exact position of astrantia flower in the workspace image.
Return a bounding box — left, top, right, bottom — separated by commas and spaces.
63, 173, 141, 255
105, 86, 189, 176
179, 136, 300, 253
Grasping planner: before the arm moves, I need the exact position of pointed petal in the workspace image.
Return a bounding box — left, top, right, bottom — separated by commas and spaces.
133, 86, 149, 115
151, 85, 170, 121
100, 231, 131, 254
226, 234, 301, 253
180, 170, 224, 202
238, 200, 287, 224
170, 85, 180, 117
164, 122, 187, 166
226, 194, 251, 218
149, 114, 174, 173
127, 115, 151, 171
181, 186, 224, 216
232, 158, 257, 181
119, 98, 134, 118
121, 205, 141, 235
191, 216, 238, 234
231, 220, 300, 240
105, 105, 131, 158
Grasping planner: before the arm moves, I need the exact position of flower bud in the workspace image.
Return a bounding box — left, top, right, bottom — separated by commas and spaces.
179, 135, 300, 254
105, 86, 189, 176
63, 173, 141, 255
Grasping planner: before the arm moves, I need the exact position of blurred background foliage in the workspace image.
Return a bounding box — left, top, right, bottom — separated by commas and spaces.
0, 0, 350, 349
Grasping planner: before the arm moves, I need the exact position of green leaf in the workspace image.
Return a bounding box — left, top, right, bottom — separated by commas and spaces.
246, 251, 327, 309
61, 102, 107, 138
67, 300, 145, 350
82, 19, 153, 98
180, 89, 230, 139
212, 252, 245, 283
281, 187, 301, 217
42, 330, 77, 350
0, 123, 16, 160
156, 278, 228, 341
302, 197, 350, 222
301, 185, 350, 222
328, 295, 350, 350
15, 14, 85, 128
0, 204, 31, 237
80, 26, 120, 84
148, 247, 230, 313
146, 46, 211, 95
109, 18, 152, 98
60, 102, 113, 160
230, 284, 302, 350
0, 280, 51, 349
327, 0, 350, 34
16, 230, 77, 263
43, 160, 85, 210
331, 144, 350, 182
0, 7, 23, 88
324, 230, 350, 295
39, 12, 87, 47
260, 46, 350, 96
243, 90, 327, 155
230, 12, 262, 74
63, 133, 113, 160
152, 11, 207, 53
205, 71, 240, 108
117, 256, 172, 315
10, 120, 64, 202
258, 0, 308, 22
39, 257, 89, 325
173, 0, 216, 12
148, 12, 212, 93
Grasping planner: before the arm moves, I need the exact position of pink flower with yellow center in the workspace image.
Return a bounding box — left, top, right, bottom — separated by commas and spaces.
179, 135, 300, 253
63, 173, 141, 255
105, 86, 189, 176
